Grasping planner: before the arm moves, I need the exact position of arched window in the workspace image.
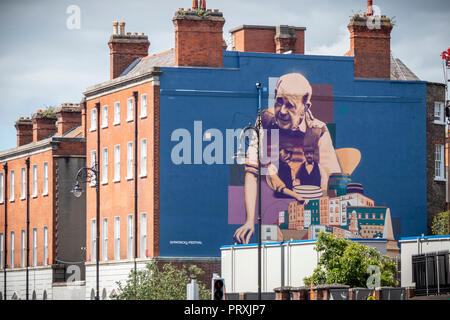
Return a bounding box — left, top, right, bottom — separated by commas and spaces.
102, 288, 107, 300
90, 289, 96, 300
43, 290, 48, 300
32, 290, 37, 300
109, 289, 116, 300
12, 292, 18, 300
0, 291, 3, 300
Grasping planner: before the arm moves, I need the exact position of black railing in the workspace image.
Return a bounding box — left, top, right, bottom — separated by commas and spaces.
412, 251, 450, 296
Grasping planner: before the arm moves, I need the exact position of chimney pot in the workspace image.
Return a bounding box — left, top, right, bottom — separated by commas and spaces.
192, 0, 199, 9
119, 22, 125, 35
367, 0, 374, 16
113, 21, 119, 35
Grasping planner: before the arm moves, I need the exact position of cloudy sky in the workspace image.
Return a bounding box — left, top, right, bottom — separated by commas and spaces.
0, 0, 448, 151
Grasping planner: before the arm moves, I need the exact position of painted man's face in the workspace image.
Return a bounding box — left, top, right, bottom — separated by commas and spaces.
274, 73, 312, 131
304, 150, 314, 164
274, 95, 308, 130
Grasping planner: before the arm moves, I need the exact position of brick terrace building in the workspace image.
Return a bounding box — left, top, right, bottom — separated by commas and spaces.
1, 0, 446, 299
0, 105, 86, 300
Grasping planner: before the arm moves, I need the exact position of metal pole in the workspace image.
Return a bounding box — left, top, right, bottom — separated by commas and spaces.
256, 83, 262, 301
95, 102, 100, 300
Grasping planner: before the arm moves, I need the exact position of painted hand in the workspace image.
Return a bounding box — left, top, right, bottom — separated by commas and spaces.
233, 222, 255, 245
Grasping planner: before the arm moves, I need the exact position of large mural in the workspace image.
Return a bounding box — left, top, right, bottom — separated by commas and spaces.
229, 73, 394, 244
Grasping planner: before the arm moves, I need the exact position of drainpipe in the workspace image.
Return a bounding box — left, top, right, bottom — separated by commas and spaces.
25, 157, 30, 300
3, 162, 8, 300
133, 91, 139, 277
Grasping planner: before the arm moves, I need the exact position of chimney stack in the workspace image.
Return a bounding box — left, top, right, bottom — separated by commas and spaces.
230, 25, 305, 54
345, 1, 393, 79
173, 3, 225, 68
192, 0, 198, 10
15, 117, 33, 147
32, 110, 57, 143
56, 103, 82, 137
108, 21, 150, 79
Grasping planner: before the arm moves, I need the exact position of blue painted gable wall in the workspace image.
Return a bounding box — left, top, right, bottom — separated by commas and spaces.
158, 51, 427, 257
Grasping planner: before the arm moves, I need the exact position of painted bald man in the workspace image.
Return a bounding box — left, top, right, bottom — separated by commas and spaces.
234, 73, 341, 244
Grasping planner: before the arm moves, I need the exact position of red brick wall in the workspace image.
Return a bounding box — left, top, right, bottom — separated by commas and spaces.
108, 39, 150, 79
85, 80, 159, 262
15, 120, 33, 147
233, 28, 276, 53
173, 16, 225, 67
347, 18, 393, 79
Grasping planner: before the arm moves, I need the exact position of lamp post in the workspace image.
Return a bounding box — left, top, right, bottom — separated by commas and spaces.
71, 160, 100, 300
242, 82, 263, 300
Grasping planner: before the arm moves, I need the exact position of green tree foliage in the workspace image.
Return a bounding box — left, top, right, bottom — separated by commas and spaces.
111, 259, 210, 300
303, 232, 398, 288
431, 211, 450, 236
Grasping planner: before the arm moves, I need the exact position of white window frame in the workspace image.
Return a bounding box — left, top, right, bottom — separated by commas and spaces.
32, 228, 37, 267
114, 101, 121, 125
140, 138, 147, 177
101, 105, 108, 128
126, 98, 134, 122
32, 165, 38, 198
127, 215, 133, 260
102, 218, 108, 261
9, 170, 14, 202
140, 213, 147, 258
10, 231, 14, 269
140, 94, 147, 118
90, 150, 97, 186
90, 108, 97, 131
0, 173, 3, 204
114, 217, 120, 260
0, 233, 3, 269
113, 145, 121, 182
435, 144, 446, 181
434, 102, 445, 125
20, 168, 26, 200
43, 227, 48, 266
102, 147, 108, 185
91, 219, 96, 262
126, 142, 133, 180
21, 230, 25, 268
43, 162, 49, 196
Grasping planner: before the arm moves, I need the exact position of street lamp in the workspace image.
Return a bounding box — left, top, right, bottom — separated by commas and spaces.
242, 82, 263, 300
71, 160, 100, 300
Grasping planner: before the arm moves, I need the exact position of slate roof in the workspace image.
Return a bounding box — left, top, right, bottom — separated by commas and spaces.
390, 52, 421, 81
123, 48, 175, 77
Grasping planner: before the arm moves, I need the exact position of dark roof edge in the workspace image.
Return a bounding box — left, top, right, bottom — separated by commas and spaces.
84, 67, 163, 99
0, 137, 85, 161
229, 24, 306, 33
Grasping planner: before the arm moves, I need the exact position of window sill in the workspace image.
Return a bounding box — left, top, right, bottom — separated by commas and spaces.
32, 194, 37, 199
140, 114, 147, 119
90, 128, 97, 132
434, 177, 447, 182
126, 118, 133, 123
101, 125, 108, 129
42, 193, 48, 197
126, 176, 134, 181
139, 173, 147, 179
433, 120, 446, 125
20, 196, 26, 201
9, 199, 15, 203
113, 178, 121, 183
113, 122, 120, 126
